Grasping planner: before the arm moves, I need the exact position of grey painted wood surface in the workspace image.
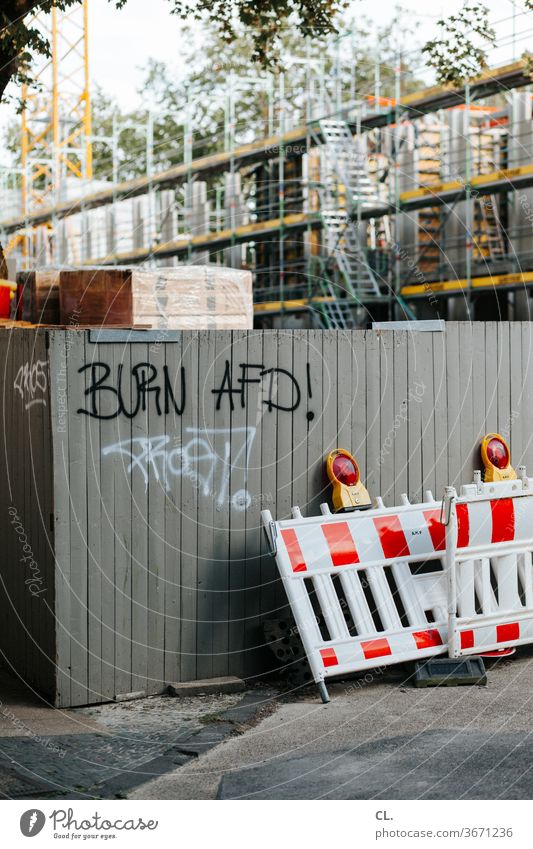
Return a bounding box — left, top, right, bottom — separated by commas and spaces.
0, 330, 55, 698
3, 324, 533, 706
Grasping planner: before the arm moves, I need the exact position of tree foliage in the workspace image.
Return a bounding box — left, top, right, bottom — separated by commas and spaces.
86, 11, 423, 181
0, 2, 82, 103
115, 0, 348, 65
3, 7, 423, 184
0, 0, 347, 107
422, 3, 496, 87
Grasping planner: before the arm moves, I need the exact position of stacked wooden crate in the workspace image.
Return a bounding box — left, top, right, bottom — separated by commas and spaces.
58, 265, 253, 329
16, 269, 61, 324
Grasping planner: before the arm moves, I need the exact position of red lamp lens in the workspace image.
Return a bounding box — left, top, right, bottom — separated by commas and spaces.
486, 438, 509, 469
332, 455, 359, 485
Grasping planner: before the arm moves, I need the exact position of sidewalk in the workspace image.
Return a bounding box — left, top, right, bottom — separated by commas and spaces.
1, 648, 531, 800
0, 665, 271, 799
128, 647, 533, 800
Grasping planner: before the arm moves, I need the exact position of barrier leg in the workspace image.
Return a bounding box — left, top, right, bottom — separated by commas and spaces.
318, 681, 330, 704
444, 487, 459, 657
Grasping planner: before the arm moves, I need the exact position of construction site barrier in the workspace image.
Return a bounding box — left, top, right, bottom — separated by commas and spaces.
444, 469, 533, 658
262, 494, 448, 703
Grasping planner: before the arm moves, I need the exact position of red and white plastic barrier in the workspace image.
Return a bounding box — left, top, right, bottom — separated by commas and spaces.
263, 468, 533, 702
262, 493, 448, 702
444, 470, 533, 657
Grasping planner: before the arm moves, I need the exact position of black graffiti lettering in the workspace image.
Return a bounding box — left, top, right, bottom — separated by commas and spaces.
77, 359, 309, 419
132, 362, 161, 415
260, 367, 301, 412
212, 359, 241, 411
116, 363, 141, 419
77, 361, 186, 419
163, 365, 186, 415
238, 363, 264, 408
77, 362, 121, 419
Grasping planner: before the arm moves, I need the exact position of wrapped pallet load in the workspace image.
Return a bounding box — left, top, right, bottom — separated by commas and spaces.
59, 265, 253, 329
16, 268, 62, 324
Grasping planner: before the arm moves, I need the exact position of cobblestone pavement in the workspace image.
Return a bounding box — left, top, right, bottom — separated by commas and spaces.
0, 667, 270, 799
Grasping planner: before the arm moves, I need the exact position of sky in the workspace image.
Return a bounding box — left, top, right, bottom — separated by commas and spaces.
86, 0, 532, 107
0, 0, 531, 167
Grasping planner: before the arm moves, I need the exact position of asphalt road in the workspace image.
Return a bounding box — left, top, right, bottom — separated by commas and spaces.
129, 647, 533, 800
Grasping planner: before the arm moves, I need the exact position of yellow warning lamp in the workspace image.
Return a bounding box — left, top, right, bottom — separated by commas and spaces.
480, 433, 517, 482
326, 448, 372, 512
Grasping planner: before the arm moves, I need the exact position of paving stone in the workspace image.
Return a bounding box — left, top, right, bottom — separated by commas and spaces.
0, 688, 274, 798
168, 677, 245, 697
0, 765, 58, 799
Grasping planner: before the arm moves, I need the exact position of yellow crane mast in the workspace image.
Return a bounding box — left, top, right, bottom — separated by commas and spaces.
20, 1, 92, 264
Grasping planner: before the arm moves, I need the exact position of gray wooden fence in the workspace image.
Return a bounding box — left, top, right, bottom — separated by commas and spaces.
1, 323, 533, 707
0, 329, 55, 700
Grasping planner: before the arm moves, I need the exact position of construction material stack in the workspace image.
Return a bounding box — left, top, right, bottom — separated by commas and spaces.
55, 265, 253, 329
16, 269, 61, 324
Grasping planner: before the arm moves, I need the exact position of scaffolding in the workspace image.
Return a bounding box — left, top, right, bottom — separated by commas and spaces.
19, 0, 92, 263
3, 9, 533, 326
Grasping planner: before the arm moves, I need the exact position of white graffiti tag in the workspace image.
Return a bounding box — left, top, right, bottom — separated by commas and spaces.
14, 360, 48, 409
102, 426, 256, 511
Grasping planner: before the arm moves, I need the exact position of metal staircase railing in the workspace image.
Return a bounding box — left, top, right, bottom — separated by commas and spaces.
303, 117, 383, 328
309, 255, 358, 329
313, 118, 382, 300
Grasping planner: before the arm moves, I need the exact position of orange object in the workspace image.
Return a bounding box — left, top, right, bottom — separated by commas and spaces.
326, 448, 371, 512
480, 433, 517, 482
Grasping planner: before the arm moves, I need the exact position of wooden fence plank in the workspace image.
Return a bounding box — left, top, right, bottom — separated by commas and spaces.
162, 333, 184, 686
416, 328, 437, 499
496, 322, 511, 444
365, 330, 381, 498
242, 329, 265, 679
48, 331, 73, 706
146, 340, 166, 693
471, 323, 487, 468
305, 330, 323, 517
407, 330, 423, 502
509, 323, 523, 464
211, 330, 233, 678
521, 323, 533, 469
113, 339, 133, 698
378, 330, 395, 501
392, 332, 408, 504
256, 330, 279, 672
180, 332, 200, 681
96, 341, 119, 702
129, 341, 149, 693
85, 333, 103, 703
7, 323, 533, 707
432, 329, 448, 500
458, 323, 474, 482
196, 331, 217, 680
446, 323, 462, 489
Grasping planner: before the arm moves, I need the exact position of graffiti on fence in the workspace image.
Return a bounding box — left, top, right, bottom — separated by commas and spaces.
14, 360, 48, 410
102, 426, 257, 511
78, 360, 309, 420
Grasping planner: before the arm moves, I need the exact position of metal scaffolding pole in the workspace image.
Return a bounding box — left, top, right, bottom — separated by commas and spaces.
278, 72, 286, 321
394, 54, 402, 320
465, 82, 473, 317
